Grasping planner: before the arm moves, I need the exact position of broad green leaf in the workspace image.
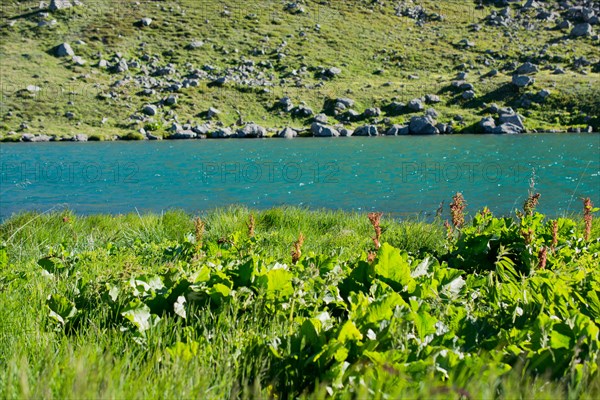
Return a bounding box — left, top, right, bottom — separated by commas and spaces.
374, 243, 415, 293
174, 295, 186, 319
122, 301, 152, 332
166, 341, 199, 361
338, 320, 363, 343
256, 269, 294, 300
413, 310, 437, 341
46, 294, 77, 325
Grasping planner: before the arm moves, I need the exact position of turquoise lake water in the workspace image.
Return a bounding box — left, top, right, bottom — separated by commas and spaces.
1, 134, 598, 219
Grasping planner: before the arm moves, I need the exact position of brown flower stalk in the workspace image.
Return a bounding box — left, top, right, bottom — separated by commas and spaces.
538, 246, 547, 269
523, 193, 541, 216
551, 220, 558, 251
193, 217, 205, 251
367, 252, 376, 263
291, 233, 304, 265
247, 214, 256, 237
368, 212, 383, 250
450, 192, 466, 229
583, 197, 593, 241
444, 220, 453, 240
521, 228, 534, 245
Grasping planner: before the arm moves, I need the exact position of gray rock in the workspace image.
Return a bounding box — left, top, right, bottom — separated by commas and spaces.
558, 20, 572, 30
353, 125, 378, 136
498, 113, 525, 131
425, 108, 439, 118
211, 77, 227, 86
459, 82, 474, 91
26, 85, 41, 93
72, 56, 86, 66
516, 62, 538, 75
140, 18, 153, 27
278, 127, 297, 138
314, 113, 328, 124
54, 43, 74, 57
571, 23, 593, 37
170, 130, 197, 139
111, 59, 128, 73
211, 127, 233, 138
22, 134, 51, 142
278, 97, 294, 112
323, 67, 341, 79
492, 123, 523, 134
436, 123, 450, 134
236, 123, 266, 138
407, 98, 424, 112
98, 59, 108, 68
186, 41, 204, 50
498, 107, 515, 116
553, 67, 566, 75
512, 75, 535, 88
362, 107, 381, 118
409, 115, 439, 135
386, 124, 409, 135
165, 95, 177, 106
425, 94, 441, 104
336, 97, 355, 108
50, 0, 76, 11
462, 90, 476, 100
142, 105, 158, 116
73, 133, 88, 142
311, 123, 340, 137
65, 111, 75, 119
340, 128, 354, 137
292, 105, 314, 118
537, 89, 551, 101
478, 117, 496, 133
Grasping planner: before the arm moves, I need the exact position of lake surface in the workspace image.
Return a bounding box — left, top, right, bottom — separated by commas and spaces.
1, 134, 598, 220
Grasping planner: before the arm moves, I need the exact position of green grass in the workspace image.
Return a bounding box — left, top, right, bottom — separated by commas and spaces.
1, 206, 599, 399
1, 0, 598, 140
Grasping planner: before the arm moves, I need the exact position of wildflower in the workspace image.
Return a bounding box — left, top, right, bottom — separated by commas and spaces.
523, 193, 541, 216
194, 217, 205, 251
583, 197, 593, 241
551, 220, 558, 250
450, 193, 466, 229
538, 246, 547, 269
368, 212, 383, 250
247, 214, 256, 237
291, 233, 304, 265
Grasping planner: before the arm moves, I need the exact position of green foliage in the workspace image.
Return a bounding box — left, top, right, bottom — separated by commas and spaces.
1, 207, 599, 398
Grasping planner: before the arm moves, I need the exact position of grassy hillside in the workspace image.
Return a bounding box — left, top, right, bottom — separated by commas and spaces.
0, 0, 599, 140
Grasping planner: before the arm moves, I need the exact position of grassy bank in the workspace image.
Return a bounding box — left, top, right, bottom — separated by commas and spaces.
1, 204, 599, 398
1, 0, 599, 140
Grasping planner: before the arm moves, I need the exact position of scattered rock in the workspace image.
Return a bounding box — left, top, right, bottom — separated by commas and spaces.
409, 115, 439, 135
211, 127, 233, 138
353, 125, 378, 136
186, 41, 204, 50
278, 127, 297, 138
340, 128, 354, 137
170, 130, 197, 139
407, 98, 424, 112
386, 124, 410, 135
165, 95, 177, 106
49, 0, 78, 12
314, 113, 328, 124
142, 105, 158, 116
278, 97, 294, 112
73, 133, 88, 142
362, 107, 381, 118
207, 107, 220, 119
236, 123, 266, 138
21, 134, 51, 142
311, 123, 339, 137
54, 43, 74, 57
462, 90, 476, 100
322, 67, 341, 79
516, 62, 538, 75
512, 75, 535, 88
478, 117, 496, 133
498, 113, 525, 131
492, 123, 523, 134
140, 18, 153, 27
571, 23, 593, 37
292, 105, 314, 118
425, 94, 441, 104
